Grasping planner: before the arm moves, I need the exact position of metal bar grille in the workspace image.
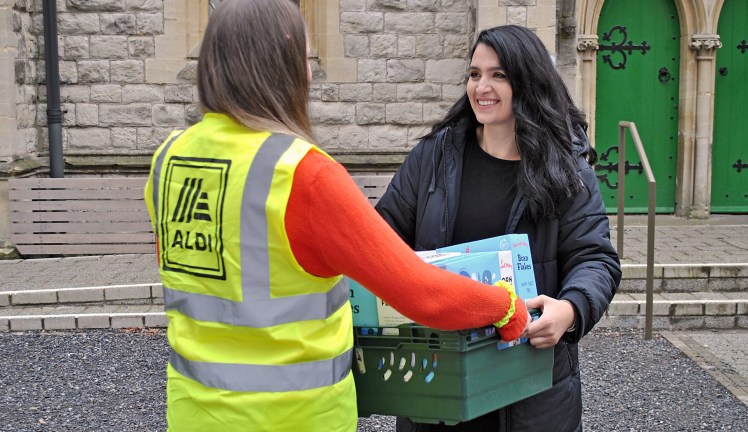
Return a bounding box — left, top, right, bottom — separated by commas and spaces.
209, 0, 223, 13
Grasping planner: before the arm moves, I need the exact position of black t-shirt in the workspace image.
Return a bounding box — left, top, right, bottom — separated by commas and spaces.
451, 131, 520, 245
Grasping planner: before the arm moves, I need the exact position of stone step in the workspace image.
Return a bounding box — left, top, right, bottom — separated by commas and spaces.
2, 292, 746, 332
0, 304, 168, 331
599, 292, 748, 331
0, 283, 163, 308
618, 263, 748, 293
2, 262, 747, 310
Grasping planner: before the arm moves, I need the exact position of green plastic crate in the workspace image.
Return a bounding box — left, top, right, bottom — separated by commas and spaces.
352, 325, 553, 425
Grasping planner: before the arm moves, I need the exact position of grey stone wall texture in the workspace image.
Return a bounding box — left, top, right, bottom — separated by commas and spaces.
311, 0, 474, 156
11, 0, 190, 173
4, 0, 562, 176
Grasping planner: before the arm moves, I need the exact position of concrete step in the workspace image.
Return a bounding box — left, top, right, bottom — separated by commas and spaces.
599, 292, 748, 331
0, 304, 168, 330
3, 262, 747, 307
2, 285, 747, 332
0, 283, 163, 307
0, 283, 166, 330
619, 263, 748, 293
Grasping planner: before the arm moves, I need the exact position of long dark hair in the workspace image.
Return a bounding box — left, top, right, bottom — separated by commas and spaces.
428, 25, 595, 220
197, 0, 313, 142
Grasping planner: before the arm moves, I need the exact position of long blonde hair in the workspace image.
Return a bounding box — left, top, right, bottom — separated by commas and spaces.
197, 0, 314, 142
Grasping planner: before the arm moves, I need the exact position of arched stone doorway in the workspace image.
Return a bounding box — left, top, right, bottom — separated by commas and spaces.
576, 0, 720, 217
594, 0, 680, 213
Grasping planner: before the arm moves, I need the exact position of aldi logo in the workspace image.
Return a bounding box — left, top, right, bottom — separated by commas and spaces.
159, 156, 231, 280
171, 177, 213, 223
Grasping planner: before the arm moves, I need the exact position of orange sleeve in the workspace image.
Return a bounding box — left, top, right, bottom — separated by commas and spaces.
285, 150, 527, 336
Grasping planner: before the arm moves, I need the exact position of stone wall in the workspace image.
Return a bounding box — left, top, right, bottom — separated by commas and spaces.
0, 0, 563, 251
310, 0, 473, 160
9, 0, 197, 175
3, 0, 562, 176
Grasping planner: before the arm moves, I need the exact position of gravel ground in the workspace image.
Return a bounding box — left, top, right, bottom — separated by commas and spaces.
1, 328, 747, 432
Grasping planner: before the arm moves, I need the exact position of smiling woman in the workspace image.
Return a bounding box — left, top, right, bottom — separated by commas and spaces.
467, 43, 518, 160
375, 24, 621, 432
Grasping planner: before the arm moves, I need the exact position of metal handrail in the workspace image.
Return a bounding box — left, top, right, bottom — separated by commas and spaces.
616, 121, 656, 340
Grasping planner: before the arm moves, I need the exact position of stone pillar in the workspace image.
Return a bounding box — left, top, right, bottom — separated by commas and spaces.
0, 0, 17, 251
577, 34, 598, 142
688, 34, 721, 219
0, 0, 18, 164
315, 0, 355, 82
145, 0, 207, 84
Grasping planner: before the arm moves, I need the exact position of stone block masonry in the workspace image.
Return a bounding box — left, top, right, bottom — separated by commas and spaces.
9, 0, 195, 165
3, 0, 558, 175
310, 0, 559, 155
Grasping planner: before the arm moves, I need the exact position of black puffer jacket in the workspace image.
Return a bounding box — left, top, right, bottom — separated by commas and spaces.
375, 120, 621, 432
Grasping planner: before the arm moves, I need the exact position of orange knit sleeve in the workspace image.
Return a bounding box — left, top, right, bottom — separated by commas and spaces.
285, 150, 527, 336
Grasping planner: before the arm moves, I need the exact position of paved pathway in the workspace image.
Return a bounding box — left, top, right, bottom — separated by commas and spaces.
610, 214, 748, 265
1, 214, 747, 408
663, 330, 748, 406
0, 254, 159, 292
2, 215, 748, 291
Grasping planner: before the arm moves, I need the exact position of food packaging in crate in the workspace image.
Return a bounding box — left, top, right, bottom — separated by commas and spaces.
437, 233, 537, 301
352, 321, 553, 425
348, 233, 538, 332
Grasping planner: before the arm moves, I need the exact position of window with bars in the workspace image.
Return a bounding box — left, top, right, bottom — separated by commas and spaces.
209, 0, 301, 14
208, 0, 223, 13
207, 0, 314, 56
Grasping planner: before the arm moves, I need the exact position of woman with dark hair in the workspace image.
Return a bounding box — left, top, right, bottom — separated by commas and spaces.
144, 2, 528, 431
376, 25, 621, 431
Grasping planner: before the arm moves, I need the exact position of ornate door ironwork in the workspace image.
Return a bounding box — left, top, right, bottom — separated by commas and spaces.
595, 147, 644, 189
733, 160, 748, 173
599, 25, 651, 70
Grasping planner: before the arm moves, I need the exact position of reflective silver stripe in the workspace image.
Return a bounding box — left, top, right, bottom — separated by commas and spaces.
170, 348, 353, 393
161, 133, 349, 326
164, 277, 350, 327
241, 134, 288, 301
160, 133, 352, 392
151, 131, 184, 224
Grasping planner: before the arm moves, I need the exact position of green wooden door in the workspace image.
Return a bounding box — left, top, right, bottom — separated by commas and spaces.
595, 0, 679, 213
712, 0, 748, 213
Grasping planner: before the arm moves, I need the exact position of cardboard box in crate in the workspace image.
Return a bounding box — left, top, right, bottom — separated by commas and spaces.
352, 324, 553, 425
438, 233, 538, 301
348, 233, 538, 328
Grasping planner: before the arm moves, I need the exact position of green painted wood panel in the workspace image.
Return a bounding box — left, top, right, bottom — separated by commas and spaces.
712, 0, 748, 213
595, 0, 680, 213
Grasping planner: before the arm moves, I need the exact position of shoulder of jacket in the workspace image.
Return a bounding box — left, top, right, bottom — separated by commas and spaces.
414, 132, 440, 151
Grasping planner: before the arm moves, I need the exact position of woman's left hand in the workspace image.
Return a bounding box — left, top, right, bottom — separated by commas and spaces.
523, 295, 575, 349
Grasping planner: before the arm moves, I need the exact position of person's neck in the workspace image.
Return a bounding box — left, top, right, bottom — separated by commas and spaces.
476, 124, 520, 160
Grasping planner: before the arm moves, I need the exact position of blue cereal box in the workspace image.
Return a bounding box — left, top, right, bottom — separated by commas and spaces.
347, 251, 515, 328
349, 252, 504, 327
427, 252, 503, 285
428, 251, 538, 350
436, 234, 538, 301
374, 252, 508, 327
347, 278, 379, 327
347, 251, 462, 327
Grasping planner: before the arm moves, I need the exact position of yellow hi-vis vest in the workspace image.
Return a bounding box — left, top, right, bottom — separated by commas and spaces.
144, 113, 356, 432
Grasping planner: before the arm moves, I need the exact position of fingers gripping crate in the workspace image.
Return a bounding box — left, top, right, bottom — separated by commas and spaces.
352, 325, 553, 425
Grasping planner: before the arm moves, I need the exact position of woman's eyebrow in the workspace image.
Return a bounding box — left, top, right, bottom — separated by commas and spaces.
468, 65, 506, 71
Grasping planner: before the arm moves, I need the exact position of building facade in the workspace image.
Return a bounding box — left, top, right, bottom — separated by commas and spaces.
0, 0, 745, 252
